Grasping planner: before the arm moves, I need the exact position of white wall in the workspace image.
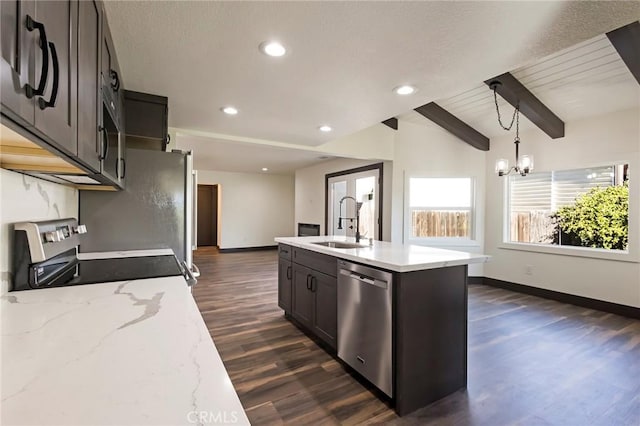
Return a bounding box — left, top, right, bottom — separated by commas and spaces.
317, 123, 395, 160
197, 170, 294, 249
484, 107, 640, 308
0, 170, 78, 294
294, 158, 393, 241
392, 119, 487, 276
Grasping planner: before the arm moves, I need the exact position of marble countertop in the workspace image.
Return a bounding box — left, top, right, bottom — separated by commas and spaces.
275, 236, 489, 272
1, 276, 249, 425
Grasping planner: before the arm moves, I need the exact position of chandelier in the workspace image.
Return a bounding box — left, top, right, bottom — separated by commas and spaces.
490, 81, 533, 176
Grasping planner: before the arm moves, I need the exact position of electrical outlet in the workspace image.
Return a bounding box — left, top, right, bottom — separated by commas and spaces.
525, 265, 534, 276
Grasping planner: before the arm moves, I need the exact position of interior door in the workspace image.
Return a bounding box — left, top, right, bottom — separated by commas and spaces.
197, 184, 217, 247
327, 169, 380, 240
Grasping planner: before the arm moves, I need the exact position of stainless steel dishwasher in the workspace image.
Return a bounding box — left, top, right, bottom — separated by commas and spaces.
337, 260, 393, 397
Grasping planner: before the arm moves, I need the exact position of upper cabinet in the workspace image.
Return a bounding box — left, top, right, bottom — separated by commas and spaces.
1, 0, 77, 156
77, 0, 102, 173
124, 90, 168, 151
0, 0, 127, 189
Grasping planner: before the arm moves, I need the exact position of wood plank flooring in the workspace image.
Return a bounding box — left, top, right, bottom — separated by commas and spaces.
192, 247, 640, 425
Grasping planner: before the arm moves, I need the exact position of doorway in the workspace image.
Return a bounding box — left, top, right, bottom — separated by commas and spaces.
197, 184, 218, 247
326, 163, 383, 240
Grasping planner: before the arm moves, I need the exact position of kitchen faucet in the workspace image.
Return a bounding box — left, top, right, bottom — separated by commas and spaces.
337, 196, 363, 243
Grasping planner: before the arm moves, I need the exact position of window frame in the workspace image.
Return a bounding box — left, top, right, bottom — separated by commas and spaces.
500, 161, 638, 263
405, 175, 479, 247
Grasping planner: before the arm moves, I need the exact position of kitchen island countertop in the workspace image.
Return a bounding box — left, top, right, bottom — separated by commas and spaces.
275, 236, 489, 272
1, 273, 249, 425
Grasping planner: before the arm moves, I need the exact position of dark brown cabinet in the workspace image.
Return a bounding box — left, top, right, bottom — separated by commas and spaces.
1, 0, 35, 126
124, 90, 169, 151
1, 0, 126, 189
278, 245, 292, 312
76, 0, 101, 172
281, 245, 337, 350
1, 0, 77, 155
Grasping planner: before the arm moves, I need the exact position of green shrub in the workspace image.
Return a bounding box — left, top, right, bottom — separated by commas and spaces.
554, 183, 628, 250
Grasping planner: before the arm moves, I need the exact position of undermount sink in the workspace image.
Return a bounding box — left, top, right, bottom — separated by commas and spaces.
312, 241, 368, 249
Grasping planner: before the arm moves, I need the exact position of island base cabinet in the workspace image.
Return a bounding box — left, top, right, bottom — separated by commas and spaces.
277, 257, 292, 312
282, 245, 337, 351
311, 270, 337, 349
394, 265, 468, 416
291, 263, 314, 330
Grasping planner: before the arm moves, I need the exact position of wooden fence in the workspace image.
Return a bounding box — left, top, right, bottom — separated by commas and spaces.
510, 211, 554, 243
411, 210, 470, 238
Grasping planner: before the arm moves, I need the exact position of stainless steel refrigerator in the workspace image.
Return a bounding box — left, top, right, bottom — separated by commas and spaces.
79, 148, 198, 270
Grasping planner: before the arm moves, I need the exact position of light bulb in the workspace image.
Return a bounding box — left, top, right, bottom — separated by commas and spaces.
495, 159, 509, 176
520, 155, 533, 173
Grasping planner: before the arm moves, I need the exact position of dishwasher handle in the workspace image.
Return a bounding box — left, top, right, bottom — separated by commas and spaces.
340, 268, 388, 289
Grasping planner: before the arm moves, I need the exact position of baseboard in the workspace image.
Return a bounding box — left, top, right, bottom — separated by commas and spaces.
481, 277, 640, 320
218, 245, 278, 253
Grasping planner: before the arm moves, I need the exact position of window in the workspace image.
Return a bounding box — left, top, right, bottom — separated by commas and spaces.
408, 177, 474, 240
508, 164, 629, 251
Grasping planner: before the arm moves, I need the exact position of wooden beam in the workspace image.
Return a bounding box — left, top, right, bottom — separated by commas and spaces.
484, 72, 565, 139
414, 102, 490, 151
607, 21, 640, 85
382, 118, 398, 130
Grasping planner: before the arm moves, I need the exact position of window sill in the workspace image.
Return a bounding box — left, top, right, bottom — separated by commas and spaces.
408, 238, 481, 249
499, 242, 638, 263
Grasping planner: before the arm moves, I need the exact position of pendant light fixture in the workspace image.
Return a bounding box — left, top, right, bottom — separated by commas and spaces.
491, 81, 533, 176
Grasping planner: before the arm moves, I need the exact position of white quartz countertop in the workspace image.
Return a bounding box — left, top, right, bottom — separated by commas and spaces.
1, 276, 250, 426
275, 236, 489, 272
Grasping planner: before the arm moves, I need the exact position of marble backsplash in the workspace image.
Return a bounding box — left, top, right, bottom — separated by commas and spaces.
0, 169, 78, 294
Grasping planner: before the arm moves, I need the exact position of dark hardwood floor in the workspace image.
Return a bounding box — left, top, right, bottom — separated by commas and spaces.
193, 247, 640, 425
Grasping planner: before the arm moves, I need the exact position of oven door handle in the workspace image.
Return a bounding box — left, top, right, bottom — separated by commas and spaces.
190, 262, 200, 278
182, 260, 197, 287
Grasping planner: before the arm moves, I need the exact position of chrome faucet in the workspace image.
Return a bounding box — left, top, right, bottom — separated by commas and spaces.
337, 196, 363, 242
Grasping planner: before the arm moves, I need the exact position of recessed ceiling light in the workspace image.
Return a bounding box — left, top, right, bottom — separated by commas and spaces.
260, 41, 286, 57
221, 106, 238, 115
262, 167, 269, 172
319, 125, 332, 132
394, 85, 416, 95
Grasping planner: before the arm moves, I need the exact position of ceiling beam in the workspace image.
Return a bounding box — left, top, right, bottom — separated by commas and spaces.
606, 21, 640, 85
414, 102, 489, 151
484, 72, 565, 139
382, 118, 398, 130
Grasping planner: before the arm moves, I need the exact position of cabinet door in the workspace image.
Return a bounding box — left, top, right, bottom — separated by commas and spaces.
278, 257, 292, 312
291, 264, 313, 329
76, 0, 100, 172
101, 14, 122, 124
312, 270, 337, 349
33, 0, 77, 155
1, 0, 35, 125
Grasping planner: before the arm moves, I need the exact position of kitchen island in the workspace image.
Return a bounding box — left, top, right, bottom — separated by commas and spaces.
1, 250, 249, 426
275, 236, 489, 416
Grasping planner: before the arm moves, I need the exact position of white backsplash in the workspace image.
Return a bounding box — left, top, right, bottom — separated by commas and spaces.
0, 169, 78, 295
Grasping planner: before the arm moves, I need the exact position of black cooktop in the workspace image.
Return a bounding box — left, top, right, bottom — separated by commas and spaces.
49, 255, 184, 288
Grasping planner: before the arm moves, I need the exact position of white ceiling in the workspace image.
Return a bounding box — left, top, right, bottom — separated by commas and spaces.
176, 134, 333, 174
399, 34, 640, 139
105, 1, 639, 149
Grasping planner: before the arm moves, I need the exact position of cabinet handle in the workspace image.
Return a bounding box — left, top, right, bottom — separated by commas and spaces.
37, 42, 58, 109
24, 15, 49, 99
286, 265, 292, 280
306, 274, 311, 290
109, 69, 120, 92
311, 276, 317, 292
119, 158, 126, 179
99, 126, 109, 160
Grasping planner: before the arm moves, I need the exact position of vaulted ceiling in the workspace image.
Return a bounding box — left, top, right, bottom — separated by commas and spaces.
105, 1, 639, 150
